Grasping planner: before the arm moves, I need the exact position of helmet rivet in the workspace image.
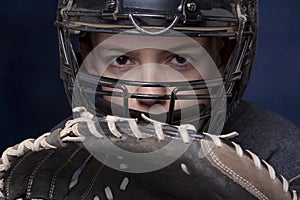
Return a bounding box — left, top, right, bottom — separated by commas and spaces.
107, 0, 117, 10
186, 2, 197, 12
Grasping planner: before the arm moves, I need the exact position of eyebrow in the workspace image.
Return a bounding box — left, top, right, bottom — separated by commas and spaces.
98, 44, 200, 55
166, 44, 200, 53
98, 45, 130, 53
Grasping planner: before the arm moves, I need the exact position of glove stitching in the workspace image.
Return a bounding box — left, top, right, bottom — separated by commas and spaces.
48, 147, 82, 199
26, 151, 55, 199
0, 131, 60, 197
231, 142, 299, 199
80, 158, 107, 199
5, 151, 33, 199
203, 139, 268, 200
2, 106, 298, 199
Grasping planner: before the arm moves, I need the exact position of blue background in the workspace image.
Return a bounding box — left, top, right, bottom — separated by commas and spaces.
0, 1, 299, 151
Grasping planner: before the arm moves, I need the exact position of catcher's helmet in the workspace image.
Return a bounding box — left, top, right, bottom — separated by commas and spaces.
55, 0, 258, 133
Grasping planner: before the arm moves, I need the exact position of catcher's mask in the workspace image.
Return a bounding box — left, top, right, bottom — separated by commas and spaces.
55, 0, 258, 133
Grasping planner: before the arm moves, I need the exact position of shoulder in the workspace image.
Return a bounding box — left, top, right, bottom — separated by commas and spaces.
224, 100, 300, 141
225, 100, 300, 135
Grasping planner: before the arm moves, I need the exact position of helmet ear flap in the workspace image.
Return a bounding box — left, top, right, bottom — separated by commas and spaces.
219, 39, 235, 72
75, 52, 83, 66
78, 32, 93, 61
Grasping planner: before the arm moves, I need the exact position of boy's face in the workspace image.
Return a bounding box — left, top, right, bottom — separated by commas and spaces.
79, 32, 224, 115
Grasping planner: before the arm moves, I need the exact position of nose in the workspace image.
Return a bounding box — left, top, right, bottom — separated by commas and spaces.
133, 61, 169, 107
135, 86, 168, 107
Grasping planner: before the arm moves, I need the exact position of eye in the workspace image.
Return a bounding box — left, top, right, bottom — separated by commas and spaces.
172, 55, 188, 65
110, 55, 134, 67
167, 55, 192, 70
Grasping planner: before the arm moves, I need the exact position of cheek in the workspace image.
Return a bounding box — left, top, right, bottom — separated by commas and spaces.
173, 66, 205, 81
102, 69, 116, 78
181, 69, 204, 80
173, 87, 210, 110
85, 65, 99, 75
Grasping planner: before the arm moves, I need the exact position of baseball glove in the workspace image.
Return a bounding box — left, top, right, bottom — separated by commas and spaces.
0, 107, 298, 200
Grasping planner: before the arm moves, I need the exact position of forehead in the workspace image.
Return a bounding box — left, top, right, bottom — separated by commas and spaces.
88, 32, 213, 55
90, 32, 212, 44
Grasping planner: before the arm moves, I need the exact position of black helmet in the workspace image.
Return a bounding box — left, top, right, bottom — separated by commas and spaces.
55, 0, 258, 134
